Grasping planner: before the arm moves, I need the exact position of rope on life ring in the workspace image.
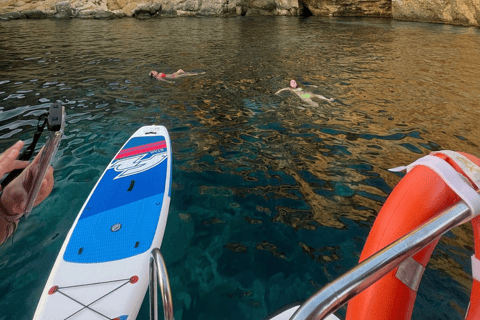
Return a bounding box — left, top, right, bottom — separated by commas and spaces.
345, 150, 480, 320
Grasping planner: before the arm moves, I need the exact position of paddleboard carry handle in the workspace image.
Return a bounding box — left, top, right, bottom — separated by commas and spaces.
22, 103, 65, 218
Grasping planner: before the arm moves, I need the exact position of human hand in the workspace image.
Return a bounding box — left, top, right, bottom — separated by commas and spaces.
1, 146, 54, 217
0, 141, 30, 179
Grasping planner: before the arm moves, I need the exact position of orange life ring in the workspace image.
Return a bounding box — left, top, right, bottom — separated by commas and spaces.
345, 152, 480, 320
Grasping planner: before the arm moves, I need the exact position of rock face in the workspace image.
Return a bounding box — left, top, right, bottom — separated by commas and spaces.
393, 0, 480, 26
0, 0, 478, 27
300, 0, 390, 17
0, 0, 390, 19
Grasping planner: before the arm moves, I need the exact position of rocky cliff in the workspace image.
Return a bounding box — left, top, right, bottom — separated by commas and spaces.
393, 0, 480, 26
0, 0, 389, 20
0, 0, 478, 27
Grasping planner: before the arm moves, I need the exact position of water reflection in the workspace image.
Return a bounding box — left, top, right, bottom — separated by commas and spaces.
0, 16, 479, 320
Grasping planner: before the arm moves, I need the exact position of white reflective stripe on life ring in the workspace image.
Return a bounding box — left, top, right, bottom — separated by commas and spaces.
472, 255, 480, 282
431, 151, 480, 190
389, 155, 480, 218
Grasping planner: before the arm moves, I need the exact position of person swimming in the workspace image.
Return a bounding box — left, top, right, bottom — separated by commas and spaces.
149, 69, 205, 81
275, 80, 334, 106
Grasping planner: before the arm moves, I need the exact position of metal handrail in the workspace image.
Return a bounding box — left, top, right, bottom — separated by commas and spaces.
150, 248, 175, 320
290, 200, 473, 320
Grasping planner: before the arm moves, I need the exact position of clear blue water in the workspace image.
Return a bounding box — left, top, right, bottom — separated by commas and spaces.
0, 16, 480, 320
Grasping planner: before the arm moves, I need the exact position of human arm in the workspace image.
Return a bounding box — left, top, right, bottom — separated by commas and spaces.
275, 88, 291, 95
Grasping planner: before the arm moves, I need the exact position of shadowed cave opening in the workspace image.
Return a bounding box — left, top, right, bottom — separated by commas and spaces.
299, 2, 313, 17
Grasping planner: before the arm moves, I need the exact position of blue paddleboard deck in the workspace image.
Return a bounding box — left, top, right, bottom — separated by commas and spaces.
64, 135, 169, 263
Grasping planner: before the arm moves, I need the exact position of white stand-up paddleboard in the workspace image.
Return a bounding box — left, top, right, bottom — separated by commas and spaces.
266, 306, 340, 320
34, 125, 172, 320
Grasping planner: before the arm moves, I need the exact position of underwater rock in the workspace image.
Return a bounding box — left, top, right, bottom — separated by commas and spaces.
244, 217, 263, 224
225, 243, 248, 253
202, 217, 226, 225
255, 241, 287, 259
179, 213, 192, 222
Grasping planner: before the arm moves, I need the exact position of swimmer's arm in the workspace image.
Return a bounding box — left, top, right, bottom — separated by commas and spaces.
275, 88, 291, 95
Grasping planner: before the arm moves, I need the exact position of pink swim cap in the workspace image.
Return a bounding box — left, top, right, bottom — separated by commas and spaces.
290, 80, 297, 89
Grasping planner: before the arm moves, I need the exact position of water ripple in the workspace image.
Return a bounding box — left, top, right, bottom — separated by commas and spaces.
0, 17, 479, 320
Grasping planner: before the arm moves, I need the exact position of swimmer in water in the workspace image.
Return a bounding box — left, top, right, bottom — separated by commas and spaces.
275, 80, 334, 106
149, 69, 205, 82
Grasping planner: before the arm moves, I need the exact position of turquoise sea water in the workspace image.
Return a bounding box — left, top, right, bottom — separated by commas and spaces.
0, 16, 480, 320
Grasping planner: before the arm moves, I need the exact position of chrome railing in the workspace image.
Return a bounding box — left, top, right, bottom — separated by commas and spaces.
150, 248, 174, 320
290, 200, 473, 320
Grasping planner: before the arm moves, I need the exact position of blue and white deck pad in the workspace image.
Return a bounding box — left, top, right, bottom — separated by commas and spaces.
34, 126, 172, 320
64, 137, 168, 263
